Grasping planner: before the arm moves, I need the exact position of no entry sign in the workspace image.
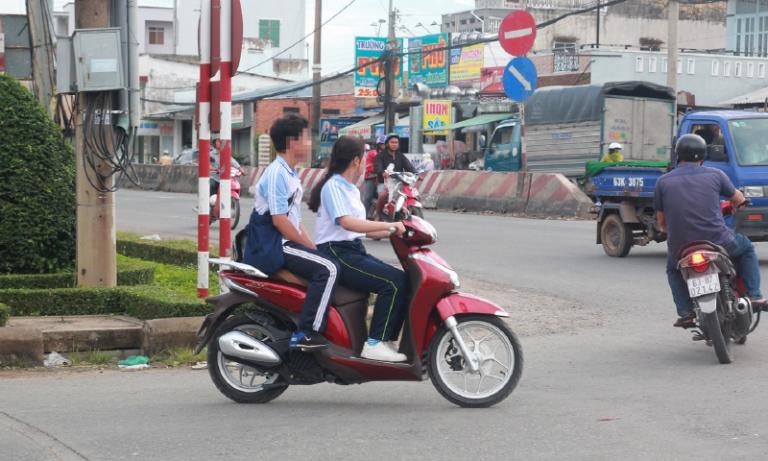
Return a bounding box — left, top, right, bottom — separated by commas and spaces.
498, 11, 536, 57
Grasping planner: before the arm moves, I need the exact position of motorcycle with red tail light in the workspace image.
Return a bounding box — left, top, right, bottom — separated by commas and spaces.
196, 216, 522, 407
676, 201, 762, 364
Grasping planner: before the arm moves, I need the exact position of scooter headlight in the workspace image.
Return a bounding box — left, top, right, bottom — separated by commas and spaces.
411, 253, 460, 289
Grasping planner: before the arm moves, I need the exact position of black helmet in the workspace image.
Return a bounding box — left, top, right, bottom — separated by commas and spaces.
385, 132, 400, 144
675, 134, 707, 162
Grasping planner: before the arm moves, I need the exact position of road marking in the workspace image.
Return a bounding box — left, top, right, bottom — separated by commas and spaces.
503, 27, 533, 40
507, 64, 532, 91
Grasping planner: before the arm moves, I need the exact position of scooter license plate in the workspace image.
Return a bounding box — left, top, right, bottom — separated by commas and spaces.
687, 273, 721, 298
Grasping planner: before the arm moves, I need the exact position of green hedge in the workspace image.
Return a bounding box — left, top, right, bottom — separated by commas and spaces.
0, 74, 76, 274
117, 232, 219, 266
0, 259, 155, 289
0, 286, 207, 320
0, 303, 9, 326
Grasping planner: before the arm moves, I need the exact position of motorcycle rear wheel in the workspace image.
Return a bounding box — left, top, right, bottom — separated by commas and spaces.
231, 198, 240, 229
207, 314, 288, 403
428, 316, 523, 408
702, 309, 732, 364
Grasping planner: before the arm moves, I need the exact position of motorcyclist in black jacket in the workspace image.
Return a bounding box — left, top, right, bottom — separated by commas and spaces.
373, 133, 415, 220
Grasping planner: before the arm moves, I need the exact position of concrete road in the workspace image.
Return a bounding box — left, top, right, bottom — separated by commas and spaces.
2, 189, 768, 460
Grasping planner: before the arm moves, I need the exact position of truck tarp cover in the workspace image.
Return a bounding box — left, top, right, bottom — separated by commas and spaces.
524, 81, 675, 126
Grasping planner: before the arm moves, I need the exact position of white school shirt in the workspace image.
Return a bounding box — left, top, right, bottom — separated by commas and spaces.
254, 155, 303, 237
315, 174, 367, 245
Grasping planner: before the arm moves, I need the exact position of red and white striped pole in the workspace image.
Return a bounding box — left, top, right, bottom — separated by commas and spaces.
196, 0, 212, 298
218, 0, 232, 260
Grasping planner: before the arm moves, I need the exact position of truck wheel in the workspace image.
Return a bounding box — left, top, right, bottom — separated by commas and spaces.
601, 214, 633, 257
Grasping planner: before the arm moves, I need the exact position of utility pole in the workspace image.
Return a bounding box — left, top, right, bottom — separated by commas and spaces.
667, 0, 678, 97
384, 0, 396, 134
75, 0, 117, 288
311, 0, 322, 165
595, 0, 600, 48
26, 0, 55, 115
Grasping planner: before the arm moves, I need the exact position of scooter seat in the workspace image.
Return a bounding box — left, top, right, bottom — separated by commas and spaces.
272, 270, 368, 306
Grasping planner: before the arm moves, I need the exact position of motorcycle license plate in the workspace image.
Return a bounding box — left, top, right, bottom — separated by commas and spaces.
686, 273, 721, 298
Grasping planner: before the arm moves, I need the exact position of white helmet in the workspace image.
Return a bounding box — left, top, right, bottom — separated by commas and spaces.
608, 142, 623, 150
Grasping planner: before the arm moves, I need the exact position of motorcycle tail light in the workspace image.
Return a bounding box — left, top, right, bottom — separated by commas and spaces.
689, 252, 710, 273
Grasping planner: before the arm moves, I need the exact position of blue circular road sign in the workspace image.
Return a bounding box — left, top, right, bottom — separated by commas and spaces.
502, 57, 538, 102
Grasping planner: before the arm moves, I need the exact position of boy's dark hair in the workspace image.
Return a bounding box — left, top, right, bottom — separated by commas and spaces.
270, 114, 309, 153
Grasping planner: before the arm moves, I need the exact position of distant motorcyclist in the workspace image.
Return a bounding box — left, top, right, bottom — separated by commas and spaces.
654, 134, 766, 328
373, 133, 415, 220
210, 135, 242, 198
362, 139, 382, 219
601, 142, 624, 163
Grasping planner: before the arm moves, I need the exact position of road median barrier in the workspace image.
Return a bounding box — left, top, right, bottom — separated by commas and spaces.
126, 165, 592, 219
524, 173, 593, 219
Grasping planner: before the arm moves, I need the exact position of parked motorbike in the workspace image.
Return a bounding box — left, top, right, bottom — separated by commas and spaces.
196, 216, 523, 407
209, 167, 242, 229
381, 171, 425, 221
676, 201, 762, 364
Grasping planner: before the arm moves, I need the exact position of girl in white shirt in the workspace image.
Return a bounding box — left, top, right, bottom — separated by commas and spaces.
308, 136, 410, 363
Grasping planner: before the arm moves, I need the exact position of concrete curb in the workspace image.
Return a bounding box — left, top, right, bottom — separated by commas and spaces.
0, 316, 205, 365
0, 327, 44, 365
124, 164, 593, 219
142, 317, 204, 356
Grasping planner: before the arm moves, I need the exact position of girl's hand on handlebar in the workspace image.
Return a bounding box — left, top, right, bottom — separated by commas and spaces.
394, 222, 406, 236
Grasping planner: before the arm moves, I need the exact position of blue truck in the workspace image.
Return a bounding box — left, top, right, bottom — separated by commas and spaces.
587, 110, 768, 257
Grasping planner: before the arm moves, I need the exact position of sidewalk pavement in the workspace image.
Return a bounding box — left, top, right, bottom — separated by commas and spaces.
0, 315, 204, 365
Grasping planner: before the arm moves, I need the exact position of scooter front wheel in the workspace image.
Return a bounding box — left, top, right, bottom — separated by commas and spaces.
428, 315, 523, 408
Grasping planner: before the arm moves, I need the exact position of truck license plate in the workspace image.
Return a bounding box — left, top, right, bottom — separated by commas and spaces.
687, 273, 721, 298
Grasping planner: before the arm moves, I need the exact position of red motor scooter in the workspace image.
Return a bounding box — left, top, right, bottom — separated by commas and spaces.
382, 171, 425, 221
196, 216, 523, 407
210, 167, 242, 229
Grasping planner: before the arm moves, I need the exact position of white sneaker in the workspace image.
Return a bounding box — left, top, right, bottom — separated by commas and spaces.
385, 341, 401, 352
361, 342, 407, 362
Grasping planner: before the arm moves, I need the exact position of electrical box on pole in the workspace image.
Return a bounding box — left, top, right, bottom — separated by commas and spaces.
73, 28, 125, 92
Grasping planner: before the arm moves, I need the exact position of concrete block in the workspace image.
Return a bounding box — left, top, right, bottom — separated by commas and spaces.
142, 317, 205, 355
0, 327, 44, 365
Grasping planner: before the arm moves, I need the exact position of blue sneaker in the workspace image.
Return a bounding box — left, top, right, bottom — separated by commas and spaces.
289, 331, 328, 350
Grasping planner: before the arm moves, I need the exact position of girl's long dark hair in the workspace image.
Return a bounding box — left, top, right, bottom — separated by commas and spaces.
308, 136, 364, 212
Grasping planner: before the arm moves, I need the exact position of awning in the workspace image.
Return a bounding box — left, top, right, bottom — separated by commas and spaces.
422, 113, 515, 133
338, 114, 385, 139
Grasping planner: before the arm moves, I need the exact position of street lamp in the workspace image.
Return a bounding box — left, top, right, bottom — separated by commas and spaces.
399, 24, 416, 37
370, 18, 386, 36
415, 21, 440, 35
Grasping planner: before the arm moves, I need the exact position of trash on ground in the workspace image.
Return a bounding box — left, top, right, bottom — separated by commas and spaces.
43, 351, 70, 367
119, 364, 150, 371
140, 234, 162, 241
191, 361, 208, 370
118, 355, 150, 366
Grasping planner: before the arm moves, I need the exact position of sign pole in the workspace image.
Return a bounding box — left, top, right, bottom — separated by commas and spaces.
197, 0, 212, 298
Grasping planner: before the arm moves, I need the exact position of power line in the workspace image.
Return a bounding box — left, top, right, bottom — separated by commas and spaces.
146, 0, 632, 106
235, 0, 358, 76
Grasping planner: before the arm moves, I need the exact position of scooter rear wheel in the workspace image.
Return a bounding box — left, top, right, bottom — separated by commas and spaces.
428, 316, 523, 408
208, 314, 288, 403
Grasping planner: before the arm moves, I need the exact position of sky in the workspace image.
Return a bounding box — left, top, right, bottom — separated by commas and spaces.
4, 0, 477, 76
307, 0, 475, 75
